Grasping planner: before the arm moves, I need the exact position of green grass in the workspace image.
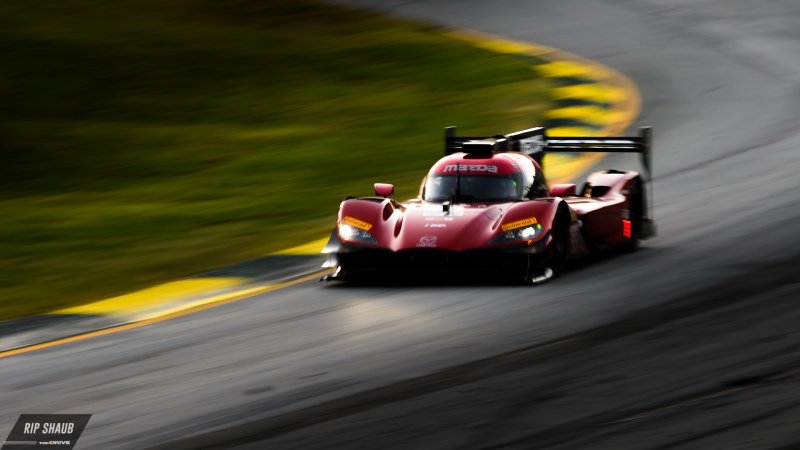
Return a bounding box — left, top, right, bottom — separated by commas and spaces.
0, 0, 552, 320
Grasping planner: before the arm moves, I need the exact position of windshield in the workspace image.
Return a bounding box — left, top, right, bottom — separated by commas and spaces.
423, 174, 525, 202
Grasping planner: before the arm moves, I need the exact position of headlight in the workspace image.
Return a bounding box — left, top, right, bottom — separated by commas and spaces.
338, 223, 378, 244
490, 223, 543, 244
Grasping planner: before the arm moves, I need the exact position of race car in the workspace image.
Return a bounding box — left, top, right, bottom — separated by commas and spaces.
321, 125, 656, 284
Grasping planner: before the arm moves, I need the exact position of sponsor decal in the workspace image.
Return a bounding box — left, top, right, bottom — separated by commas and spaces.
443, 164, 498, 174
424, 223, 446, 228
416, 235, 438, 248
501, 217, 538, 231
519, 135, 544, 155
2, 414, 91, 450
424, 217, 455, 221
423, 207, 462, 217
341, 216, 372, 231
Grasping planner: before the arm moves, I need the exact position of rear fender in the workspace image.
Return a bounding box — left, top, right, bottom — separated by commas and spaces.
583, 170, 640, 199
580, 170, 645, 244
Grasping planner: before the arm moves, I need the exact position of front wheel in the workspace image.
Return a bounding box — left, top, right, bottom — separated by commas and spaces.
526, 206, 570, 285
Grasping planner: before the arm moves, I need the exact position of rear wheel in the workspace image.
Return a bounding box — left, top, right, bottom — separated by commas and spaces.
549, 206, 570, 274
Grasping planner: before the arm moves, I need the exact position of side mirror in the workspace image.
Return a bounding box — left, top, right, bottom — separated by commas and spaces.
550, 183, 577, 197
374, 183, 394, 197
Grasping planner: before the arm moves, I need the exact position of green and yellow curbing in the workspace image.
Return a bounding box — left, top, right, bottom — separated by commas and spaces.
0, 271, 326, 359
0, 28, 641, 357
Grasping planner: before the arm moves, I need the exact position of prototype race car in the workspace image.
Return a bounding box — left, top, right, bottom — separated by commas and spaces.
322, 125, 656, 284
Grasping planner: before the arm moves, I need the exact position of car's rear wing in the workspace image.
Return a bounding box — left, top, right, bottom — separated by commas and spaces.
444, 125, 653, 179
445, 125, 655, 238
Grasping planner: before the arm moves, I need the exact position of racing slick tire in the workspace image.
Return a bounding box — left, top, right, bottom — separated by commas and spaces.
527, 204, 570, 284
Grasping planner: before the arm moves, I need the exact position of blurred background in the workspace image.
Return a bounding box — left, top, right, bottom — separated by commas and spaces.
0, 0, 551, 318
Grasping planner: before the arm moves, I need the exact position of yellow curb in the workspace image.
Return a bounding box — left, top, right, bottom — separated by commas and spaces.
544, 108, 633, 129
535, 61, 610, 80
0, 270, 330, 359
444, 28, 640, 136
272, 236, 330, 255
133, 284, 273, 321
551, 84, 625, 103
544, 105, 615, 123
54, 277, 247, 316
444, 33, 547, 55
547, 127, 605, 137
544, 153, 607, 185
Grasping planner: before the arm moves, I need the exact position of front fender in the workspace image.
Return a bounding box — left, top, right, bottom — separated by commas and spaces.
489, 199, 567, 250
499, 198, 565, 231
330, 198, 401, 249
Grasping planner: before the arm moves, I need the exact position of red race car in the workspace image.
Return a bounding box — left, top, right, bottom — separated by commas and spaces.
322, 125, 656, 284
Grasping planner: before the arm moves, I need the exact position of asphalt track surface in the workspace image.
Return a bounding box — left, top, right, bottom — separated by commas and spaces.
4, 1, 800, 448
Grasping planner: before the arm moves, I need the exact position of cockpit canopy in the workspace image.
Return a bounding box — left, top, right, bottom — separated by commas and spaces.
423, 174, 524, 202
420, 152, 548, 202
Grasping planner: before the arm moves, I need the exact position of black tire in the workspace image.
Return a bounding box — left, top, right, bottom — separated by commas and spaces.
549, 205, 570, 275
526, 204, 569, 284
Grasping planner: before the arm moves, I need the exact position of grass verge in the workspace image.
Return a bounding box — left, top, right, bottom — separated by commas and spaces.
0, 0, 552, 319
